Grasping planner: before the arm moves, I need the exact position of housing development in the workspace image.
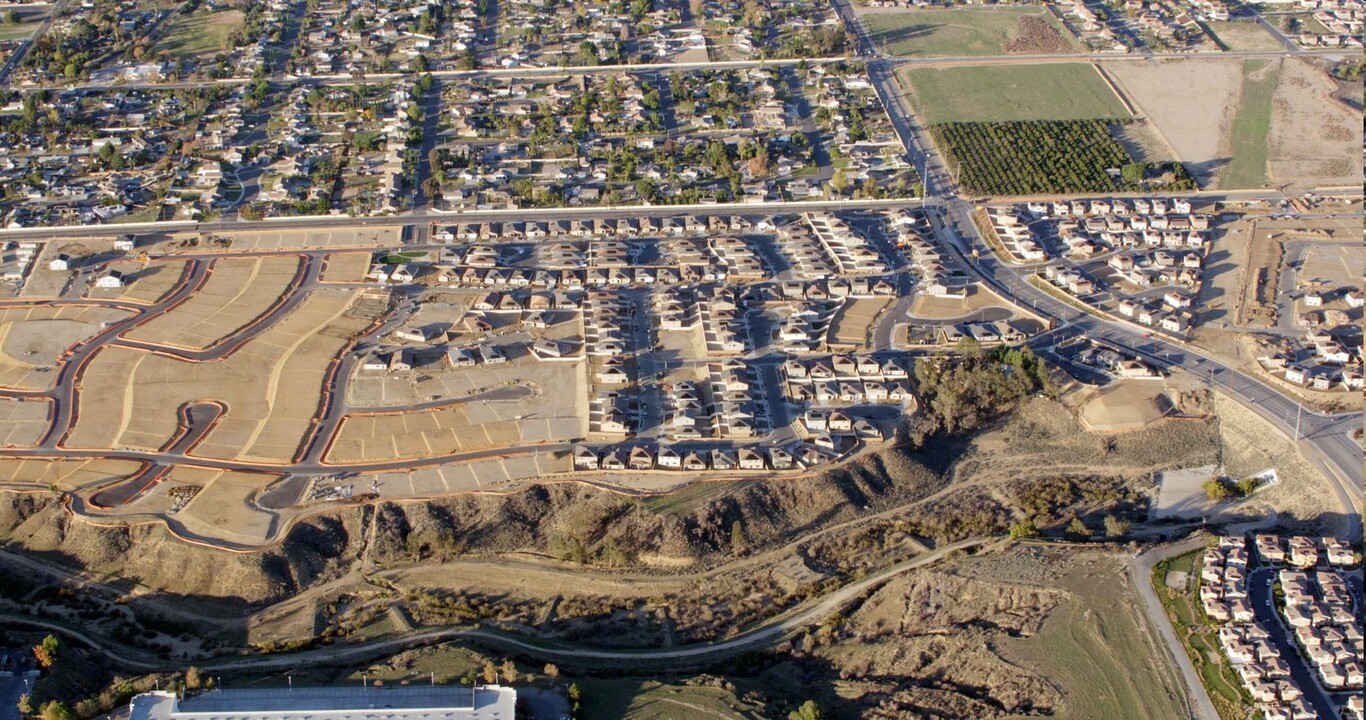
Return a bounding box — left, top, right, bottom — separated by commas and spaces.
0, 0, 1359, 718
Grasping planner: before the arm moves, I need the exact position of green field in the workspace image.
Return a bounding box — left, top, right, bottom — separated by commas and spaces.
578, 679, 766, 719
862, 7, 1080, 57
154, 9, 243, 59
902, 63, 1133, 124
0, 21, 40, 41
1221, 59, 1280, 189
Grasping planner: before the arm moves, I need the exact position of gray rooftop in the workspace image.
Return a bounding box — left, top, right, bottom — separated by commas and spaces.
130, 687, 515, 720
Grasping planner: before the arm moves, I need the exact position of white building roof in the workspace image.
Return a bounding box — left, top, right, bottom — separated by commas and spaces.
130, 687, 516, 720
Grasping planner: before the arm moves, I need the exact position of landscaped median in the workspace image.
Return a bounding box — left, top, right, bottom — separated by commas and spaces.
1150, 547, 1257, 720
1025, 273, 1106, 319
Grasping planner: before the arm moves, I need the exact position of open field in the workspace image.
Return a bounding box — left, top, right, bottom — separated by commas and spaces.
66, 288, 381, 463
124, 256, 301, 349
153, 10, 243, 59
862, 7, 1079, 57
992, 548, 1189, 720
902, 63, 1131, 124
0, 398, 50, 447
1108, 58, 1244, 188
0, 17, 42, 41
1221, 60, 1279, 189
216, 228, 400, 252
85, 259, 191, 304
0, 305, 131, 389
1205, 21, 1283, 51
1267, 57, 1362, 188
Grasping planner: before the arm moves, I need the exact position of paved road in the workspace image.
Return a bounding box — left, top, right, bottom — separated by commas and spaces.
1246, 565, 1343, 719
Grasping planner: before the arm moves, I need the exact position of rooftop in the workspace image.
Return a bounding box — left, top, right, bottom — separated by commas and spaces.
129, 687, 516, 720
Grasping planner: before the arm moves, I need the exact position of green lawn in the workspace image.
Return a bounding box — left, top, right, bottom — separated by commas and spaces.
153, 9, 243, 59
0, 21, 40, 41
902, 63, 1133, 124
577, 679, 766, 720
862, 7, 1080, 57
1221, 59, 1279, 189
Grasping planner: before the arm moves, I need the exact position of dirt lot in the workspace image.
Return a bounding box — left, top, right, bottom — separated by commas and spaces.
1206, 20, 1285, 51
66, 288, 380, 463
908, 283, 1014, 320
124, 255, 301, 349
828, 297, 890, 348
0, 305, 131, 389
0, 397, 50, 447
1268, 58, 1362, 188
176, 469, 281, 546
85, 259, 190, 304
0, 458, 142, 492
1078, 380, 1171, 432
216, 228, 399, 252
1108, 58, 1244, 187
320, 252, 373, 283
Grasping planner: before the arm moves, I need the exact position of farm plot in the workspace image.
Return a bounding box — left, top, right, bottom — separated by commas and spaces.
1267, 57, 1362, 188
862, 7, 1080, 57
85, 259, 191, 304
124, 255, 301, 350
901, 63, 1131, 124
0, 398, 50, 447
65, 288, 380, 463
932, 120, 1130, 196
0, 305, 131, 389
1107, 59, 1244, 188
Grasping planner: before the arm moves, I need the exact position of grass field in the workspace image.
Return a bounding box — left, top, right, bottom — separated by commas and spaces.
154, 9, 243, 59
862, 7, 1079, 57
1221, 60, 1279, 189
902, 64, 1132, 124
0, 20, 40, 41
1151, 549, 1254, 720
578, 679, 766, 719
1002, 553, 1189, 720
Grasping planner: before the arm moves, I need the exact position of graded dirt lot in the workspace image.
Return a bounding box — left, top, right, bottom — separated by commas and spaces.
175, 468, 280, 546
0, 397, 50, 447
908, 283, 1014, 320
902, 63, 1131, 124
85, 259, 191, 304
1108, 58, 1244, 187
218, 228, 399, 252
828, 297, 890, 348
1267, 58, 1362, 189
66, 288, 380, 463
124, 255, 301, 350
1078, 380, 1171, 432
321, 252, 374, 283
862, 7, 1080, 57
0, 305, 131, 389
0, 458, 142, 492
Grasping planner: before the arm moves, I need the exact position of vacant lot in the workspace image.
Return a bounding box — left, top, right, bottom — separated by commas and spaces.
1108, 58, 1244, 188
0, 458, 142, 492
1221, 60, 1279, 189
1267, 57, 1362, 188
320, 252, 373, 283
828, 297, 890, 348
153, 9, 243, 59
903, 63, 1131, 124
1078, 380, 1171, 432
1206, 21, 1283, 51
67, 288, 379, 463
863, 7, 1079, 57
0, 305, 131, 389
0, 398, 50, 447
176, 469, 280, 547
579, 679, 766, 720
909, 283, 1014, 320
125, 255, 301, 350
